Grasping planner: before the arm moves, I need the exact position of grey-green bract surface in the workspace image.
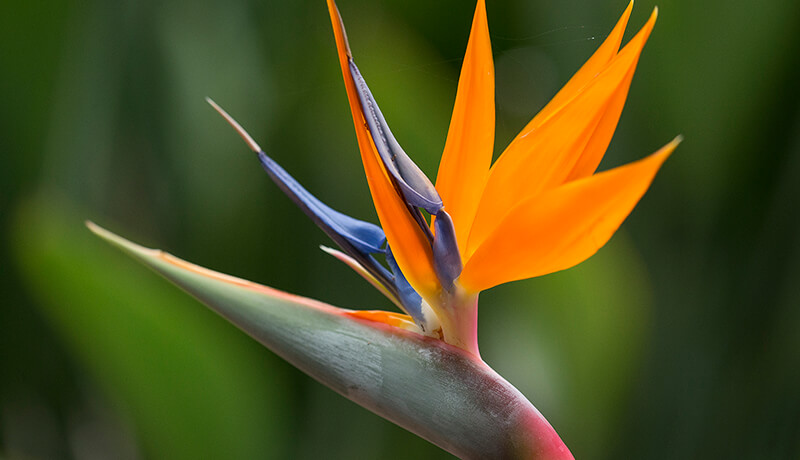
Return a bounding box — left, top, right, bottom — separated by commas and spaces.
88, 223, 571, 459
88, 223, 572, 460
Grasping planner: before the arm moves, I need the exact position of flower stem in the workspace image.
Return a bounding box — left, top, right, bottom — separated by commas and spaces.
437, 287, 481, 358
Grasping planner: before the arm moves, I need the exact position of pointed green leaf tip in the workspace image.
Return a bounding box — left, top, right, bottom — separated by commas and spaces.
86, 221, 573, 459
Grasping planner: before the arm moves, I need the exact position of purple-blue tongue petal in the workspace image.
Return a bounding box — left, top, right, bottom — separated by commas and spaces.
345, 62, 462, 290
349, 59, 443, 215
432, 210, 463, 290
205, 98, 395, 293
340, 63, 462, 290
257, 152, 385, 255
256, 151, 392, 281
259, 152, 433, 329
207, 98, 436, 331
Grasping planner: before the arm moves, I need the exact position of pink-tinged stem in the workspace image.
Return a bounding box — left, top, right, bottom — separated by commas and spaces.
436, 289, 481, 358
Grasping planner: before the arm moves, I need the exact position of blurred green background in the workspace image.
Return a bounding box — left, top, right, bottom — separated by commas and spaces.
2, 0, 799, 458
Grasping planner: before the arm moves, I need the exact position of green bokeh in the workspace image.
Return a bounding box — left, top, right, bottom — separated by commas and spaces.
2, 0, 798, 458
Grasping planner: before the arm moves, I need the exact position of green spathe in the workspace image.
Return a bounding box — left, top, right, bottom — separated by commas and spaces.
88, 222, 572, 460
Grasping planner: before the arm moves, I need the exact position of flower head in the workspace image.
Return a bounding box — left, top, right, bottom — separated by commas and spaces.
209, 0, 680, 357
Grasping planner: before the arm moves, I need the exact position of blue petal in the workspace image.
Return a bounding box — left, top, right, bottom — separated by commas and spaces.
257, 151, 395, 287
349, 59, 444, 215
261, 149, 431, 329
432, 210, 463, 290
207, 98, 433, 330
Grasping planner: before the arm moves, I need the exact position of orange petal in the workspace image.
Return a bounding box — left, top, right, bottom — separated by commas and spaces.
563, 64, 635, 182
459, 136, 680, 292
434, 0, 495, 254
326, 0, 439, 297
521, 0, 632, 133
466, 8, 657, 257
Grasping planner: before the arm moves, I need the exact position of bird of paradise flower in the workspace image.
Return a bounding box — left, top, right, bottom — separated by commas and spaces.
90, 0, 679, 458
212, 0, 678, 356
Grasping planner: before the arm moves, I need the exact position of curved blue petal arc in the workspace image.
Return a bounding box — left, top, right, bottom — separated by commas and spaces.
256, 151, 432, 331
257, 152, 384, 254
257, 151, 395, 291
206, 98, 427, 320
